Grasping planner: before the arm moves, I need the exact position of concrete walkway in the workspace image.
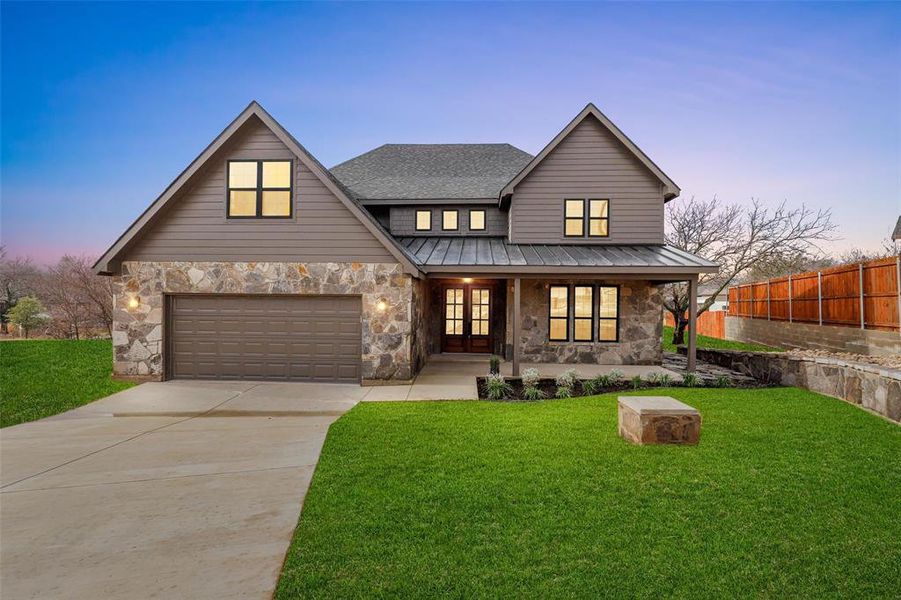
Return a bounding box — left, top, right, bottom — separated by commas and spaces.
0, 380, 367, 600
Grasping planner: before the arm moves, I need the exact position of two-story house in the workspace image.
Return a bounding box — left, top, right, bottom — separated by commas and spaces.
94, 102, 716, 384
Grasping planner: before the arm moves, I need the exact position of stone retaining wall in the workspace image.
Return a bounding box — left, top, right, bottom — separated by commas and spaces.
112, 261, 415, 381
726, 316, 901, 357
687, 348, 901, 423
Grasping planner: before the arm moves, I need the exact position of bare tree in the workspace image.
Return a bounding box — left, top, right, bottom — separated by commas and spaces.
69, 256, 114, 337
41, 256, 94, 339
0, 247, 41, 334
664, 198, 836, 345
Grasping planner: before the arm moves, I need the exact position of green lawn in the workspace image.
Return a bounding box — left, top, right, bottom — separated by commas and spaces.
662, 324, 782, 353
0, 339, 134, 428
277, 388, 900, 598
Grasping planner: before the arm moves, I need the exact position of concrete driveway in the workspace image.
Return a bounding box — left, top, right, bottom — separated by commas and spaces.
0, 380, 369, 600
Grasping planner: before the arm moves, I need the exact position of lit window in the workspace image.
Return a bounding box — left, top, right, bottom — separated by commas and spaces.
598, 286, 619, 341
415, 210, 432, 231
471, 289, 490, 335
564, 199, 584, 237
588, 199, 609, 237
549, 285, 569, 341
469, 209, 486, 231
574, 286, 594, 341
227, 160, 292, 218
442, 210, 458, 231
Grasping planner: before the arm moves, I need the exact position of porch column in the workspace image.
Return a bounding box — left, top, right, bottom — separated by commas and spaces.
687, 276, 698, 372
512, 277, 521, 377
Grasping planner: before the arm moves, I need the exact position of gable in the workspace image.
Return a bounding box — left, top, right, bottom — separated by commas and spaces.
94, 103, 419, 274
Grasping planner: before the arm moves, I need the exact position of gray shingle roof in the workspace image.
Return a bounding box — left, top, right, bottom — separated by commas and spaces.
396, 237, 718, 272
330, 144, 533, 200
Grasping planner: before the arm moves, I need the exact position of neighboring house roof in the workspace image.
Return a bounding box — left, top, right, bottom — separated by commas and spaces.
331, 143, 533, 201
893, 216, 901, 241
396, 236, 718, 275
499, 103, 680, 206
92, 101, 421, 276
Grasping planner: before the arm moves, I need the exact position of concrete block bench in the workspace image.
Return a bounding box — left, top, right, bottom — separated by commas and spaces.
618, 396, 701, 445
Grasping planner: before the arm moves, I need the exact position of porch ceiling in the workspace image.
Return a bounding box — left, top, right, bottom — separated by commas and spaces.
397, 236, 718, 276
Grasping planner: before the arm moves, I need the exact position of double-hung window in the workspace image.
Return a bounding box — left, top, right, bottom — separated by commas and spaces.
588, 199, 609, 237
564, 199, 585, 237
549, 285, 570, 341
597, 285, 619, 341
227, 160, 292, 218
573, 286, 594, 341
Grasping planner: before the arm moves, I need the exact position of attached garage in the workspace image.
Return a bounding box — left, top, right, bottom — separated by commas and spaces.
167, 295, 362, 383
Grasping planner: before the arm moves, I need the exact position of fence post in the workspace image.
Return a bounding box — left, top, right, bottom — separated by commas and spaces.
767, 280, 771, 320
817, 271, 823, 326
750, 284, 754, 319
896, 255, 901, 337
859, 263, 865, 330
788, 274, 793, 323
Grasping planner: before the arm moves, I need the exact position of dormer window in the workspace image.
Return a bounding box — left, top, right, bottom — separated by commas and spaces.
469, 209, 486, 231
564, 198, 609, 237
415, 210, 432, 231
227, 160, 292, 218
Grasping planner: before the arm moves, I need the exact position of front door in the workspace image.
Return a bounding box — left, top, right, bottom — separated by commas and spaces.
441, 284, 492, 353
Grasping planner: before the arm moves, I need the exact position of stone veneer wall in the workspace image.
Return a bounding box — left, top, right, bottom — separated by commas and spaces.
690, 348, 901, 423
112, 261, 416, 381
517, 279, 663, 365
726, 316, 901, 357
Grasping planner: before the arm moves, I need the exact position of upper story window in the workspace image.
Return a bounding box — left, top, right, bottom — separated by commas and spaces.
442, 209, 458, 231
415, 210, 432, 231
227, 160, 292, 218
564, 198, 610, 238
469, 209, 486, 231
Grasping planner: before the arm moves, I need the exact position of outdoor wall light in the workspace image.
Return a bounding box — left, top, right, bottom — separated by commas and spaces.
376, 299, 388, 312
127, 296, 140, 309
463, 277, 473, 283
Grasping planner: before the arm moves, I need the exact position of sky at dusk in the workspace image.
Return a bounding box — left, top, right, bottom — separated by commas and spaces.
2, 1, 899, 264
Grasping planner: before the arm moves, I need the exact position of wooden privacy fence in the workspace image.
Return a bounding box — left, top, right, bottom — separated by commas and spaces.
664, 310, 726, 339
728, 256, 901, 332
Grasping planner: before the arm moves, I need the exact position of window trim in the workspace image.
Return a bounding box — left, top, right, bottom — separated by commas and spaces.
468, 209, 486, 231
415, 210, 432, 231
563, 199, 586, 238
573, 285, 595, 342
597, 284, 620, 343
548, 284, 570, 342
226, 159, 293, 219
588, 199, 610, 238
442, 209, 459, 231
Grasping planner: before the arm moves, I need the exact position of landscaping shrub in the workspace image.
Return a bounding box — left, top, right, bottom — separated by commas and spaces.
484, 373, 513, 400
646, 372, 671, 387
520, 368, 545, 401
554, 368, 579, 398
488, 355, 501, 375
681, 372, 701, 387
712, 374, 733, 388
631, 375, 644, 390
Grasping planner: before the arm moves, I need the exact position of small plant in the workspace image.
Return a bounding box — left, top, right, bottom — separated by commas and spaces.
712, 374, 733, 388
521, 368, 545, 401
631, 375, 644, 390
646, 372, 671, 387
554, 369, 579, 399
681, 372, 701, 388
484, 373, 513, 400
582, 377, 601, 395
488, 355, 501, 375
608, 369, 624, 384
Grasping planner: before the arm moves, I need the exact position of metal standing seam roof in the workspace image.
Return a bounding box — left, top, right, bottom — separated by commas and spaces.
330, 144, 534, 200
395, 237, 719, 272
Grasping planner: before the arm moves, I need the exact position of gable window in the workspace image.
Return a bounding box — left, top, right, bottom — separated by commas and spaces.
598, 285, 619, 341
415, 210, 432, 231
442, 209, 458, 231
564, 199, 584, 237
227, 160, 292, 218
548, 285, 569, 341
573, 286, 594, 341
469, 209, 486, 231
588, 199, 609, 237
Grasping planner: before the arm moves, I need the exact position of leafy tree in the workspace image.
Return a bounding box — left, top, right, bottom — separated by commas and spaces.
664, 198, 835, 345
7, 296, 49, 338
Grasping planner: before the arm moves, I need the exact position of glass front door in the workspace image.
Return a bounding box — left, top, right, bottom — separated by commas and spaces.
442, 284, 492, 353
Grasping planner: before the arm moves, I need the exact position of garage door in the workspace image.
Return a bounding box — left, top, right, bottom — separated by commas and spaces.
168, 295, 361, 382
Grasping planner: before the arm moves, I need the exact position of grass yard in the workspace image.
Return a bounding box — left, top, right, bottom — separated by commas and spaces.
0, 339, 134, 427
277, 388, 900, 598
662, 324, 782, 353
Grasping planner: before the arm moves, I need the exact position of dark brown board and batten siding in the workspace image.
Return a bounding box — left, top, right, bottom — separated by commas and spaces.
124, 117, 396, 263
509, 115, 665, 245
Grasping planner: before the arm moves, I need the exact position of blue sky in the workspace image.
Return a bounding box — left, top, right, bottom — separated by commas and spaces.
2, 1, 899, 263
